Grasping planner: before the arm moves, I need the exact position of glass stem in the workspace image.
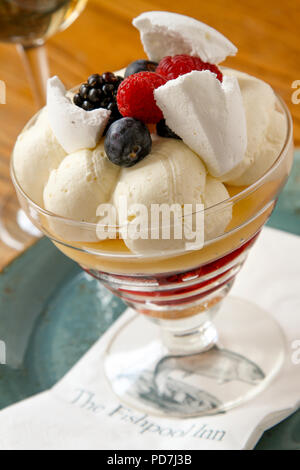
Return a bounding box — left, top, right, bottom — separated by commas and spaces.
17, 43, 49, 108
156, 306, 221, 355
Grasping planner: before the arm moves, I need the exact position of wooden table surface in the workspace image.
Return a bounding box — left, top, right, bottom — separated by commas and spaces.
0, 0, 299, 270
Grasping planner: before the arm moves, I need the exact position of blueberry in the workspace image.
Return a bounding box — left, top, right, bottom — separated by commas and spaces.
125, 59, 158, 78
156, 119, 181, 140
104, 118, 152, 167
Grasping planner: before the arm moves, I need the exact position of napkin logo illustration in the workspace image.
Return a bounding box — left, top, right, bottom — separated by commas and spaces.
0, 340, 6, 365
291, 80, 300, 104
0, 80, 6, 104
115, 348, 265, 417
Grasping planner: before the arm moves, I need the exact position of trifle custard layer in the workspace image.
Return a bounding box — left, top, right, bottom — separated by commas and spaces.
12, 11, 290, 276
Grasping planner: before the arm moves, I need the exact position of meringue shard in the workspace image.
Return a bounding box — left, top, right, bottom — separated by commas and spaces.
154, 70, 247, 177
133, 11, 237, 64
47, 76, 111, 154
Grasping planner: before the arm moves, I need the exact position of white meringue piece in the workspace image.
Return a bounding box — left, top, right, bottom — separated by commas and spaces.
219, 69, 287, 185
154, 70, 247, 177
47, 76, 111, 154
133, 11, 237, 64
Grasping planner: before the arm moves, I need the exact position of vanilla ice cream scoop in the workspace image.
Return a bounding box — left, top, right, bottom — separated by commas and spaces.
112, 137, 231, 255
113, 138, 232, 254
43, 140, 120, 241
13, 108, 66, 206
203, 176, 232, 240
220, 70, 287, 186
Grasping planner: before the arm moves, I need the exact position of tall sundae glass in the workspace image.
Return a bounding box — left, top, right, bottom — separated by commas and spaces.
11, 12, 294, 417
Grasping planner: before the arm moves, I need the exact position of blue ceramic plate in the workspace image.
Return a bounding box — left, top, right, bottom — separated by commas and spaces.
0, 152, 299, 450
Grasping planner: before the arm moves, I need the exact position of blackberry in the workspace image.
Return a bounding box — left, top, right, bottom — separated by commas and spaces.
104, 118, 152, 167
73, 72, 124, 128
125, 59, 158, 78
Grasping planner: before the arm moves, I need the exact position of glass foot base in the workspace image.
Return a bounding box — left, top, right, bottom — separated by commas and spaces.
0, 192, 42, 250
104, 297, 285, 418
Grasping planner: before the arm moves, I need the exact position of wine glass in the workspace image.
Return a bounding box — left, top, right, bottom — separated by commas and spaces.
11, 94, 293, 418
0, 0, 88, 250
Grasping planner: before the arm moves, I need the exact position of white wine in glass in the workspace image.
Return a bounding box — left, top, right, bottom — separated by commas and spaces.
0, 0, 88, 45
0, 0, 87, 250
0, 0, 88, 104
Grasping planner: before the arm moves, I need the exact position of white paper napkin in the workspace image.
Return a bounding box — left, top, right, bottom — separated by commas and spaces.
0, 227, 299, 450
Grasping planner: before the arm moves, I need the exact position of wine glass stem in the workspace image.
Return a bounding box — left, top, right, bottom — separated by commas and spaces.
17, 43, 49, 108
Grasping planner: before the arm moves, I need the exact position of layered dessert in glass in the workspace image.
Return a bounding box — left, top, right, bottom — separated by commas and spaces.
11, 12, 294, 417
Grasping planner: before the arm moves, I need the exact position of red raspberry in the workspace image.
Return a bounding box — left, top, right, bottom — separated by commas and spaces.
117, 72, 167, 124
156, 55, 223, 82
